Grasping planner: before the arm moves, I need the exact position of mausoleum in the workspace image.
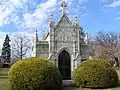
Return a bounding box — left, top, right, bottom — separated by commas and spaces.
32, 1, 89, 80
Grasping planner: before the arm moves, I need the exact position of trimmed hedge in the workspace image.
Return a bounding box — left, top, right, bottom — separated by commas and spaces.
8, 57, 62, 90
72, 59, 119, 89
108, 60, 115, 66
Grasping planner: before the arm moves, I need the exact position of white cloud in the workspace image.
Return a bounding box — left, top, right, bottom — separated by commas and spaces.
21, 0, 88, 30
102, 0, 109, 3
104, 0, 120, 7
22, 0, 57, 30
79, 0, 88, 4
118, 12, 120, 14
0, 0, 28, 26
116, 12, 120, 20
116, 16, 120, 20
13, 16, 21, 25
66, 0, 88, 18
81, 13, 88, 16
0, 0, 88, 31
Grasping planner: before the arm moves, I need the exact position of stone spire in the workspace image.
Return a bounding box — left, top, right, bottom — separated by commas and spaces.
84, 31, 88, 44
32, 30, 38, 57
73, 17, 80, 29
49, 14, 55, 31
61, 0, 67, 15
50, 13, 54, 22
34, 30, 38, 42
42, 30, 46, 40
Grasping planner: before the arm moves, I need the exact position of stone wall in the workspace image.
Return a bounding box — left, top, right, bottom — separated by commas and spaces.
36, 41, 49, 58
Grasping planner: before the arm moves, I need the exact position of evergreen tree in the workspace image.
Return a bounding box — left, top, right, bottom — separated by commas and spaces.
1, 34, 11, 63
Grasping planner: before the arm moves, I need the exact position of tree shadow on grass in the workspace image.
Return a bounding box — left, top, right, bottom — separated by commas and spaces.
63, 80, 120, 90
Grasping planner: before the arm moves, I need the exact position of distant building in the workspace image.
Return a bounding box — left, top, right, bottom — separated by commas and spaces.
32, 1, 89, 80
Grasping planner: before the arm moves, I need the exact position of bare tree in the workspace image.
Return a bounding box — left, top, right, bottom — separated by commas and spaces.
11, 34, 31, 61
94, 31, 120, 67
87, 34, 96, 58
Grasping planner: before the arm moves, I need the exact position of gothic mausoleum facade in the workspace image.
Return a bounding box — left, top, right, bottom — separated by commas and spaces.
32, 1, 89, 80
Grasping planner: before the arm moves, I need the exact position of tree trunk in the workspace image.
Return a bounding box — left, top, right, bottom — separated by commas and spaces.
20, 37, 22, 60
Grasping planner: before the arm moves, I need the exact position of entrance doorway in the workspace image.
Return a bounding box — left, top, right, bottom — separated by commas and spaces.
58, 50, 71, 80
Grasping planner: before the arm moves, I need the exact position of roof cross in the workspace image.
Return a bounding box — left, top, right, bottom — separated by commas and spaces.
61, 0, 67, 15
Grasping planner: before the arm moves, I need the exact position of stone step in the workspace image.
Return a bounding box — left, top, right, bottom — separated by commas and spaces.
62, 80, 74, 87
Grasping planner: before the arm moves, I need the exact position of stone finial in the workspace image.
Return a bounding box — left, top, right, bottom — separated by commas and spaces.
73, 17, 80, 29
74, 17, 78, 23
42, 31, 46, 40
35, 30, 37, 35
50, 14, 54, 22
84, 31, 88, 44
49, 14, 55, 30
61, 0, 67, 15
34, 30, 38, 41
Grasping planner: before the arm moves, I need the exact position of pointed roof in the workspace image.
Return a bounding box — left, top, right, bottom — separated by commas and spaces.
54, 14, 73, 30
44, 14, 73, 40
44, 1, 73, 40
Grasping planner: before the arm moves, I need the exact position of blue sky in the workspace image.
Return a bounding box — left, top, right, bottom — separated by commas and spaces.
0, 0, 120, 50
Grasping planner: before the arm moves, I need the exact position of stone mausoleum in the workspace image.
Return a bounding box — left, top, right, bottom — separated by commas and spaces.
32, 1, 89, 80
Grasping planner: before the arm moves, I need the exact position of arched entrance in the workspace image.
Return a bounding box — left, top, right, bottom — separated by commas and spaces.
58, 50, 71, 80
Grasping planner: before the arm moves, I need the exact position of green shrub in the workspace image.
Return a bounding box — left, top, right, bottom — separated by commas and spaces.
108, 60, 115, 66
72, 59, 118, 89
8, 57, 62, 90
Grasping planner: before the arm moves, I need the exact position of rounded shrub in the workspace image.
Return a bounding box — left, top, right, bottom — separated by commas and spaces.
108, 60, 115, 66
72, 59, 119, 89
8, 57, 62, 90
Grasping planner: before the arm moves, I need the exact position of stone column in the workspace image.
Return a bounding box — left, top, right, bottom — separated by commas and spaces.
48, 14, 55, 58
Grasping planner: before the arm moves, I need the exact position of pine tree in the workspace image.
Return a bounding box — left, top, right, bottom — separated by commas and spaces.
1, 34, 11, 63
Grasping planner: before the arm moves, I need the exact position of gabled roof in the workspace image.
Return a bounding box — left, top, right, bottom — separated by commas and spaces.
44, 32, 49, 40
54, 14, 73, 30
44, 14, 73, 40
